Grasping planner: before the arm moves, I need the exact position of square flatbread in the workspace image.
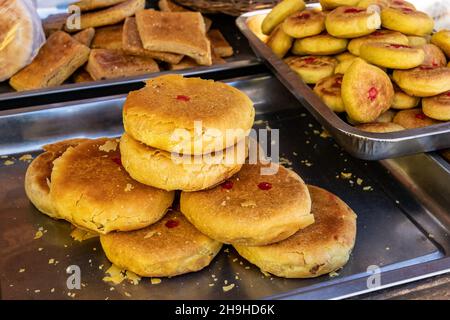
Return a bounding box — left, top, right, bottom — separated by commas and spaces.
66, 0, 145, 31
9, 31, 90, 91
71, 0, 127, 11
136, 10, 211, 66
91, 24, 123, 50
122, 17, 183, 64
85, 49, 159, 80
208, 29, 233, 57
73, 27, 96, 47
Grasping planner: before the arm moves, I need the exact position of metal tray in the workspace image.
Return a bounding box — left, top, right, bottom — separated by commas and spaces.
1, 74, 450, 300
0, 6, 260, 109
236, 9, 450, 160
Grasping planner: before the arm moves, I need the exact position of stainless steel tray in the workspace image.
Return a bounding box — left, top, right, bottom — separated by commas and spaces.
0, 9, 260, 109
1, 74, 450, 300
236, 9, 450, 160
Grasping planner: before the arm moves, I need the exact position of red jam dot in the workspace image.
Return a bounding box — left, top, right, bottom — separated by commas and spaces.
388, 44, 410, 49
221, 180, 234, 190
258, 182, 272, 190
415, 113, 426, 120
111, 156, 122, 166
299, 13, 310, 19
165, 219, 179, 228
344, 8, 364, 13
368, 87, 378, 101
303, 57, 317, 64
176, 95, 190, 102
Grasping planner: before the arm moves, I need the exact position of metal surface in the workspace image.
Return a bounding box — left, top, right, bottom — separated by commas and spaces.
236, 9, 450, 161
1, 74, 449, 299
0, 7, 260, 108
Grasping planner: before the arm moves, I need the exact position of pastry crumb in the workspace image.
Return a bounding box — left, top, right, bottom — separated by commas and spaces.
320, 130, 331, 138
329, 271, 340, 277
19, 154, 33, 162
19, 268, 26, 273
363, 186, 373, 191
222, 283, 235, 292
356, 178, 363, 185
151, 278, 161, 285
48, 258, 55, 264
34, 230, 44, 239
70, 227, 98, 242
124, 183, 134, 192
124, 292, 131, 297
99, 140, 118, 152
340, 172, 352, 179
4, 160, 14, 165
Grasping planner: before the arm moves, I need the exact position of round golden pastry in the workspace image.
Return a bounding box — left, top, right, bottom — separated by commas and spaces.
267, 26, 293, 58
422, 91, 450, 121
357, 0, 389, 9
325, 6, 381, 38
50, 138, 175, 234
392, 84, 420, 109
408, 36, 428, 47
262, 0, 306, 35
292, 33, 348, 56
392, 66, 450, 97
431, 30, 450, 58
381, 7, 434, 36
359, 42, 424, 69
393, 108, 442, 128
320, 0, 359, 10
25, 138, 89, 219
356, 122, 404, 132
123, 75, 255, 155
313, 74, 345, 112
348, 29, 409, 56
120, 133, 246, 192
180, 163, 313, 246
282, 10, 325, 39
234, 185, 357, 278
420, 44, 447, 67
100, 210, 222, 277
284, 55, 337, 84
342, 58, 394, 123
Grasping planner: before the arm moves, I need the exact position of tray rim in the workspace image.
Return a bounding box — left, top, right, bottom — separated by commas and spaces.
236, 9, 450, 160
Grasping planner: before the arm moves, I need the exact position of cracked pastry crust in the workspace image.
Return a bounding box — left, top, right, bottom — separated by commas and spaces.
25, 138, 89, 219
122, 74, 255, 155
50, 138, 174, 234
9, 31, 90, 91
135, 10, 212, 66
180, 163, 313, 246
100, 210, 222, 277
119, 133, 245, 191
234, 185, 357, 278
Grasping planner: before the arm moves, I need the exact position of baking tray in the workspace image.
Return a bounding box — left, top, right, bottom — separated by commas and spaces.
0, 4, 260, 109
236, 9, 450, 161
1, 73, 450, 300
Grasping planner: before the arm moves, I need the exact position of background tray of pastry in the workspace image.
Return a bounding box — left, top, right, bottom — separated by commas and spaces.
1, 73, 450, 299
236, 6, 450, 160
0, 0, 260, 109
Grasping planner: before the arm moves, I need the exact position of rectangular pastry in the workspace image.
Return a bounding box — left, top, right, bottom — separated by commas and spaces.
66, 0, 144, 31
136, 10, 211, 66
122, 17, 183, 64
158, 0, 212, 31
91, 24, 123, 50
85, 48, 159, 80
9, 31, 90, 91
73, 27, 96, 47
208, 29, 233, 57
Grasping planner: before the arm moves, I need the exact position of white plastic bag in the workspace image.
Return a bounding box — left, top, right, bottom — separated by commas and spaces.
0, 0, 46, 81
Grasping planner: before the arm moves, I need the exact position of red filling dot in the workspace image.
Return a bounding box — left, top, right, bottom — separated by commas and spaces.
111, 156, 122, 166
299, 13, 310, 19
401, 7, 414, 13
258, 182, 273, 190
176, 95, 190, 102
388, 44, 411, 49
165, 219, 179, 228
344, 8, 365, 13
335, 77, 343, 85
415, 113, 426, 120
368, 87, 378, 101
303, 57, 317, 64
221, 180, 234, 190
